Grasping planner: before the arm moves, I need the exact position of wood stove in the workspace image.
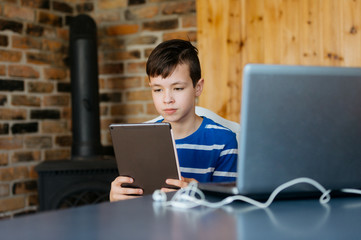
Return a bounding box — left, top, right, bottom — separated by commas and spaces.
35, 14, 118, 211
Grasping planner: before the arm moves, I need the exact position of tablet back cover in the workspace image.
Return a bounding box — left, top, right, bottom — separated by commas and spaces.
109, 123, 180, 194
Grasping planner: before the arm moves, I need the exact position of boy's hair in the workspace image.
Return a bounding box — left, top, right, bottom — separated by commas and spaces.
146, 39, 201, 87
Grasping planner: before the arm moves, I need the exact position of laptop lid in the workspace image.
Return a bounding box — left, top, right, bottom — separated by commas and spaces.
109, 123, 181, 195
237, 64, 361, 196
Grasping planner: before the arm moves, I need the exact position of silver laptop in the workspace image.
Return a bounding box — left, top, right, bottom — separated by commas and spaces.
199, 64, 361, 199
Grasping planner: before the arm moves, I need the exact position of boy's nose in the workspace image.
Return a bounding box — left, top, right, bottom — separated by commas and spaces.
163, 90, 174, 103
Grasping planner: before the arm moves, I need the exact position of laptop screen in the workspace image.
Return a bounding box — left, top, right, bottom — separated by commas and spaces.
237, 64, 361, 195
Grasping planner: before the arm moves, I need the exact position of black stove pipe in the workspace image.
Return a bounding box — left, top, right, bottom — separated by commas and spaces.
69, 14, 102, 160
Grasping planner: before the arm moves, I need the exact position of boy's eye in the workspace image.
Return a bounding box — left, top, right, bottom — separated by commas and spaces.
153, 89, 162, 92
174, 88, 184, 91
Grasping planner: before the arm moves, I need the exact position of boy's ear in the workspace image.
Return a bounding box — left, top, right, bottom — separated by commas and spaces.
195, 78, 204, 97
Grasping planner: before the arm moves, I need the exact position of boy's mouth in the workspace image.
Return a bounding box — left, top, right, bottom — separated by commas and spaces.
163, 108, 177, 115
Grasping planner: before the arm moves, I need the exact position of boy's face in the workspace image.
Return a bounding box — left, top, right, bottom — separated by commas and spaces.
149, 63, 203, 124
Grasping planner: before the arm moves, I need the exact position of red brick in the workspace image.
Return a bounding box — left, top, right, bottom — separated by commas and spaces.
41, 120, 69, 133
28, 81, 54, 93
101, 131, 113, 146
98, 38, 125, 50
126, 116, 153, 123
12, 35, 42, 50
61, 107, 71, 119
143, 76, 151, 86
76, 2, 93, 13
42, 27, 57, 38
0, 65, 6, 75
99, 63, 124, 75
28, 165, 38, 179
43, 94, 70, 106
98, 0, 127, 10
24, 136, 52, 148
111, 103, 144, 115
144, 48, 153, 58
3, 4, 35, 21
11, 95, 41, 107
44, 67, 67, 80
162, 1, 195, 15
101, 118, 117, 131
28, 194, 38, 206
9, 65, 40, 78
38, 11, 62, 27
53, 1, 73, 13
146, 102, 158, 115
0, 166, 29, 181
11, 150, 41, 163
0, 137, 23, 150
0, 108, 27, 120
44, 149, 70, 161
126, 89, 152, 101
0, 94, 7, 106
0, 50, 22, 62
125, 5, 159, 20
0, 196, 25, 212
0, 183, 10, 197
13, 180, 37, 194
163, 30, 197, 42
106, 76, 142, 89
182, 15, 197, 28
42, 39, 63, 52
143, 19, 178, 31
26, 52, 53, 65
26, 52, 64, 66
102, 50, 140, 62
128, 35, 157, 45
126, 61, 146, 74
105, 24, 139, 36
149, 0, 171, 2
21, 0, 50, 9
95, 11, 120, 23
0, 35, 8, 46
56, 28, 69, 41
0, 153, 8, 166
55, 135, 72, 147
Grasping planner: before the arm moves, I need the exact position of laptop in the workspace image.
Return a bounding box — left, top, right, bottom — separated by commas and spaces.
109, 123, 181, 195
199, 64, 361, 199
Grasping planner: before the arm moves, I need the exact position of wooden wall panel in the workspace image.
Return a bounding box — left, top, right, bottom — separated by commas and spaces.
197, 0, 361, 122
196, 0, 243, 120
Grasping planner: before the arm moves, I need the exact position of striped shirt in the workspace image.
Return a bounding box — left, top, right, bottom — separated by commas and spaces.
159, 117, 238, 182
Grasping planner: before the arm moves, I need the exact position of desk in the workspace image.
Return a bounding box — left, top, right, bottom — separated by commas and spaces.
0, 194, 360, 240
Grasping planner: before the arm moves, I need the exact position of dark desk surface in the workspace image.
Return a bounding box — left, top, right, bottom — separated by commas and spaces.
1, 193, 361, 240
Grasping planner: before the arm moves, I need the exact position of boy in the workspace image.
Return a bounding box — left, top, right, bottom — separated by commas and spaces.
110, 39, 237, 201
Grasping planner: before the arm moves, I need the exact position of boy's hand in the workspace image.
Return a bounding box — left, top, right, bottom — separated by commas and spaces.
109, 176, 143, 202
160, 177, 198, 192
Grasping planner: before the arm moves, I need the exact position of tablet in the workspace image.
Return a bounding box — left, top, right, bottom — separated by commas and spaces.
109, 123, 181, 195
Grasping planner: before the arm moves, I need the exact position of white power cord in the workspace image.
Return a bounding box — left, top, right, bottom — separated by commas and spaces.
152, 177, 361, 209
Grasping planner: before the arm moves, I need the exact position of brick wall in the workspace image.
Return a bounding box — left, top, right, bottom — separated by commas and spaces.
0, 0, 196, 218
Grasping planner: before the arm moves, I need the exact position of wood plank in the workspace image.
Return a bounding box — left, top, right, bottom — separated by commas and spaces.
300, 0, 322, 65
197, 0, 230, 116
321, 0, 343, 66
281, 0, 300, 64
244, 0, 265, 63
341, 0, 361, 66
264, 0, 283, 63
226, 0, 243, 121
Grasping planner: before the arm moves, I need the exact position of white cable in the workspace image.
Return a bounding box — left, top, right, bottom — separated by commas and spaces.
341, 188, 361, 195
153, 178, 361, 209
